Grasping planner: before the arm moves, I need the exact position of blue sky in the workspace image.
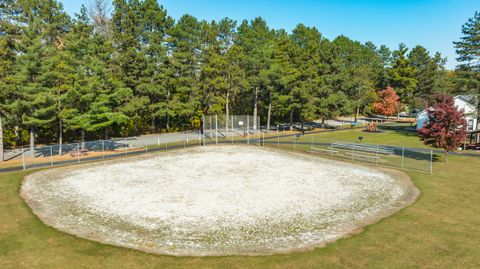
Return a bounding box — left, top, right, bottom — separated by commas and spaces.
59, 0, 479, 70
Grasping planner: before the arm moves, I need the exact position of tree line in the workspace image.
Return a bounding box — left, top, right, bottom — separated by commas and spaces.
0, 0, 476, 150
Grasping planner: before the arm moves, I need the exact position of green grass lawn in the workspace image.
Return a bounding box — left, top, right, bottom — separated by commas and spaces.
295, 125, 428, 149
1, 129, 480, 268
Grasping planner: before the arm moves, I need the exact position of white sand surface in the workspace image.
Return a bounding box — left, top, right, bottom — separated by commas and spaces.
21, 145, 418, 256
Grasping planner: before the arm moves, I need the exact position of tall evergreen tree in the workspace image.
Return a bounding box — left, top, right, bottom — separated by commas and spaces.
66, 5, 132, 141
0, 0, 22, 154
136, 0, 173, 132
408, 45, 447, 106
15, 0, 71, 155
167, 14, 202, 130
454, 11, 480, 129
112, 0, 147, 134
269, 28, 300, 127
388, 44, 417, 109
237, 17, 274, 129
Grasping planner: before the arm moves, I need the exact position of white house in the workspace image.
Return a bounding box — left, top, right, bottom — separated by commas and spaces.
416, 95, 479, 142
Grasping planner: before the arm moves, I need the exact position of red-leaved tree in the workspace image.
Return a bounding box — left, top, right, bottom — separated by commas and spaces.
418, 94, 467, 162
374, 86, 400, 119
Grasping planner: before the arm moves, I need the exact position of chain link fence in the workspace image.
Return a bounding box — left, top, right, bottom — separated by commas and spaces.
0, 132, 204, 172
260, 132, 434, 174
203, 115, 261, 144
1, 127, 434, 174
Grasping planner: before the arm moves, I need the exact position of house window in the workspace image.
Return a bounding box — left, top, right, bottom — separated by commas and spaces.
468, 119, 474, 131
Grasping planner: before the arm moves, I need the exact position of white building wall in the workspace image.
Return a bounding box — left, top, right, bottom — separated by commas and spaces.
455, 97, 478, 132
416, 96, 478, 131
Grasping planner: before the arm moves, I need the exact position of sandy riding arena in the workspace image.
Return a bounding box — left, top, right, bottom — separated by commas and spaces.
21, 145, 418, 256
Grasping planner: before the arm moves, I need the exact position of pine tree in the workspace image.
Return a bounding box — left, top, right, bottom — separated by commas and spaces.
136, 0, 173, 133
408, 45, 447, 106
167, 14, 202, 130
219, 18, 247, 131
388, 44, 417, 108
66, 5, 132, 140
454, 11, 480, 129
200, 20, 225, 115
315, 35, 350, 123
112, 0, 147, 134
237, 17, 274, 129
0, 0, 23, 157
330, 36, 380, 121
15, 0, 71, 156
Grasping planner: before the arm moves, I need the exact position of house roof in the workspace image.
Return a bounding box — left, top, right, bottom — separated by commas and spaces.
455, 95, 475, 104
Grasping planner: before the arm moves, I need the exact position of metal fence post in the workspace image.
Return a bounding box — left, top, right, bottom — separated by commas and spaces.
21, 147, 26, 170
352, 143, 355, 161
102, 140, 105, 160
277, 130, 279, 149
202, 115, 205, 146
430, 149, 433, 174
262, 132, 265, 147
376, 144, 379, 166
247, 115, 250, 145
210, 115, 213, 140
124, 138, 128, 156
293, 135, 296, 152
401, 147, 405, 169
77, 143, 80, 162
215, 114, 218, 144
50, 146, 53, 167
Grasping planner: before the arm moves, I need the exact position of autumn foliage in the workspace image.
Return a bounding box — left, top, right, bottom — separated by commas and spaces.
417, 94, 467, 161
374, 87, 400, 117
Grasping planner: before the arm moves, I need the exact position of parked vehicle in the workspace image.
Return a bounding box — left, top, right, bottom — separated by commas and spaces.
304, 122, 323, 129
324, 123, 341, 129
292, 123, 313, 132
275, 124, 291, 131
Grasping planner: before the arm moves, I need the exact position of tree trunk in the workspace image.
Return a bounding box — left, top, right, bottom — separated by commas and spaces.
166, 114, 170, 131
253, 87, 258, 131
477, 96, 480, 133
289, 109, 294, 131
14, 125, 19, 145
444, 149, 448, 162
80, 129, 85, 149
134, 114, 138, 135
104, 127, 109, 140
355, 105, 360, 122
267, 102, 272, 133
30, 126, 35, 158
59, 120, 63, 156
151, 115, 156, 134
0, 116, 3, 162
